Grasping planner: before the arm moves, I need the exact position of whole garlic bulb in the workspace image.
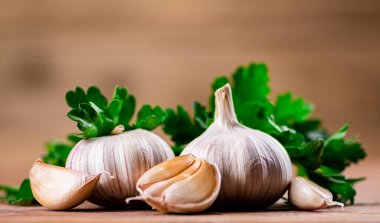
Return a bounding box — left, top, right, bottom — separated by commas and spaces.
181, 84, 292, 208
66, 128, 174, 207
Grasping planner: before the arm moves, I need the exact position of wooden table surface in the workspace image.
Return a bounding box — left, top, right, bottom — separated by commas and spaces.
1, 159, 379, 223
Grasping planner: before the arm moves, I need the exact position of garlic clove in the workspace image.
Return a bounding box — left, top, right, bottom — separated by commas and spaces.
141, 158, 202, 198
128, 155, 221, 213
289, 176, 344, 211
160, 160, 221, 213
29, 159, 101, 210
137, 154, 196, 190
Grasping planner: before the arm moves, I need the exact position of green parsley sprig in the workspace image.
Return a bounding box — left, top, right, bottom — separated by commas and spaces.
66, 86, 166, 138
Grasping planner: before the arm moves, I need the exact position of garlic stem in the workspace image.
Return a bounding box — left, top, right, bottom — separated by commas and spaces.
111, 125, 125, 135
214, 84, 238, 127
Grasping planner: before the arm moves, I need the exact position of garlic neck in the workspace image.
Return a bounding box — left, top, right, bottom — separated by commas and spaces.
214, 84, 238, 127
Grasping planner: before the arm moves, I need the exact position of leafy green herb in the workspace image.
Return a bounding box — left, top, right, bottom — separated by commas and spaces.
66, 86, 165, 138
136, 105, 167, 130
0, 179, 35, 205
162, 62, 366, 204
322, 124, 366, 172
308, 170, 365, 204
163, 105, 205, 147
274, 92, 314, 126
42, 135, 79, 167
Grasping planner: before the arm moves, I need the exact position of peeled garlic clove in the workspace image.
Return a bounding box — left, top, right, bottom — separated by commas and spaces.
289, 176, 344, 211
29, 159, 101, 210
137, 153, 195, 189
128, 154, 221, 213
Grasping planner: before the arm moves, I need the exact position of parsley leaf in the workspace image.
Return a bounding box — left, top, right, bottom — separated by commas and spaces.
288, 140, 324, 171
135, 105, 167, 130
323, 123, 366, 171
232, 63, 270, 103
0, 179, 35, 205
163, 105, 205, 146
66, 86, 165, 137
274, 92, 314, 126
42, 134, 78, 167
308, 170, 365, 204
67, 102, 114, 137
108, 86, 135, 129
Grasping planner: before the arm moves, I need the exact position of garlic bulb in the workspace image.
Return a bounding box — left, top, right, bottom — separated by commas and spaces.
181, 84, 292, 208
65, 128, 174, 207
30, 159, 101, 210
127, 154, 221, 213
289, 176, 344, 211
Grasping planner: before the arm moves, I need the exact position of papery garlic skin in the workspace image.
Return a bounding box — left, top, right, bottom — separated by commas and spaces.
181, 84, 292, 208
30, 159, 100, 210
289, 176, 344, 211
66, 129, 174, 207
130, 154, 221, 213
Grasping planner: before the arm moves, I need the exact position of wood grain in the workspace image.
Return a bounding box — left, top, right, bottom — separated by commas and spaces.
0, 203, 379, 223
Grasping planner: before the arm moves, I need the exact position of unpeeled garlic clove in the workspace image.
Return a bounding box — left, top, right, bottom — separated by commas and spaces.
29, 159, 101, 210
289, 176, 344, 211
127, 154, 221, 213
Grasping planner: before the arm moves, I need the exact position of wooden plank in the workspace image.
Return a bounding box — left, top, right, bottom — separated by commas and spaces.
0, 201, 379, 223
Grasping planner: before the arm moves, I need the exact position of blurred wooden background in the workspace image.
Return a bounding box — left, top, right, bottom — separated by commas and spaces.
0, 0, 379, 185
